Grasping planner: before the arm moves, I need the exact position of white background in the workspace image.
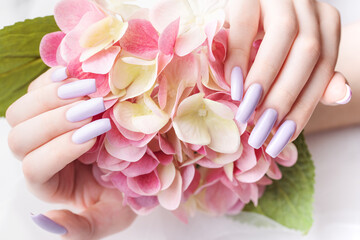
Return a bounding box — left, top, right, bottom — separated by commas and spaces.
0, 0, 359, 239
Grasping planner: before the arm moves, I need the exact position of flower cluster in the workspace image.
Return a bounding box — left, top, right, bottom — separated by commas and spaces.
41, 0, 298, 221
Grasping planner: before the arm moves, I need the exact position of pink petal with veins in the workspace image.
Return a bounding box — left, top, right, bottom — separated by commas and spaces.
82, 46, 121, 74
40, 31, 65, 67
54, 0, 97, 33
127, 171, 161, 196
122, 154, 159, 177
120, 19, 159, 60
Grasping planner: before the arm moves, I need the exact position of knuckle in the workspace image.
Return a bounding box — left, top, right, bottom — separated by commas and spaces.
22, 155, 38, 183
301, 37, 321, 59
274, 15, 299, 37
293, 101, 314, 127
8, 128, 22, 157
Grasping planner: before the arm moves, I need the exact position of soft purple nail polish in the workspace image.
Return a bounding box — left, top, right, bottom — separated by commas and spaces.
72, 118, 112, 144
266, 120, 296, 158
66, 97, 105, 123
31, 213, 67, 235
235, 83, 263, 124
248, 108, 278, 149
231, 66, 244, 101
58, 79, 96, 100
51, 67, 68, 82
336, 84, 352, 105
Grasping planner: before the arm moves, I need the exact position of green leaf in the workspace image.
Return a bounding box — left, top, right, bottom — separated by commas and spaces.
0, 16, 59, 117
235, 133, 315, 233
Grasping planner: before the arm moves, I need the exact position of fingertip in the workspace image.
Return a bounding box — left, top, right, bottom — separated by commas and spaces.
321, 72, 351, 105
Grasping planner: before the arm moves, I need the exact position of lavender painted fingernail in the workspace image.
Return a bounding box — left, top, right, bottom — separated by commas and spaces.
66, 97, 105, 123
58, 79, 96, 100
231, 67, 244, 101
266, 120, 296, 158
72, 118, 111, 144
248, 108, 278, 149
51, 67, 68, 82
336, 84, 352, 105
235, 83, 263, 124
31, 213, 67, 235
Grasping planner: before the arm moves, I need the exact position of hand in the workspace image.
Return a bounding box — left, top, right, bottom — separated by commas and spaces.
6, 68, 136, 239
225, 0, 351, 157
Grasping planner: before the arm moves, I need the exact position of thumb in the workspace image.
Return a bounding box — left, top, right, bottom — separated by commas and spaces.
321, 72, 352, 106
31, 189, 137, 240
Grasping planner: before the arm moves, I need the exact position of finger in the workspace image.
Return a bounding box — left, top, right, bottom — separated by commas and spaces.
22, 119, 111, 185
265, 2, 341, 157
249, 0, 321, 149
321, 72, 352, 105
27, 67, 68, 92
236, 0, 299, 123
6, 78, 96, 127
225, 0, 260, 101
31, 188, 137, 239
8, 97, 106, 159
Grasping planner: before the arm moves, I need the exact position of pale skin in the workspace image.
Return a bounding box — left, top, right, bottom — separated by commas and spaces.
5, 1, 360, 239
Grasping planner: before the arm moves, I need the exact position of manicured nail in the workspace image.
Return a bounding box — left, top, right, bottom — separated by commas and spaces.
72, 118, 111, 144
66, 97, 105, 123
51, 67, 68, 82
58, 79, 96, 100
231, 66, 244, 101
235, 83, 263, 124
336, 84, 352, 105
248, 108, 278, 149
31, 213, 67, 235
266, 120, 296, 158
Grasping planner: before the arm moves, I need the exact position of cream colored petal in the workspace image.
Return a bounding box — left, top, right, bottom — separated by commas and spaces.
158, 163, 176, 191
205, 111, 240, 154
204, 98, 234, 120
175, 93, 205, 117
173, 113, 210, 146
224, 163, 234, 182
113, 101, 140, 132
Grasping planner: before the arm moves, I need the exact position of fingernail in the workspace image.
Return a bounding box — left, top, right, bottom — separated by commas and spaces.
235, 83, 263, 124
31, 213, 67, 235
58, 79, 96, 100
231, 66, 244, 101
51, 67, 68, 82
248, 108, 278, 149
336, 84, 352, 105
66, 97, 105, 123
266, 120, 296, 158
72, 118, 111, 144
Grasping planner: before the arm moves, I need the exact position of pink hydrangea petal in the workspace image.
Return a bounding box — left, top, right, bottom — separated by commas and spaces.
228, 182, 251, 204
98, 144, 131, 171
236, 155, 271, 183
235, 133, 257, 172
104, 99, 118, 110
157, 52, 173, 75
82, 46, 121, 74
127, 171, 161, 196
54, 0, 97, 33
110, 109, 146, 141
126, 196, 159, 215
205, 20, 218, 62
195, 168, 223, 194
158, 162, 176, 190
226, 200, 245, 215
110, 172, 140, 198
204, 181, 239, 215
158, 134, 176, 155
267, 160, 282, 180
275, 142, 298, 167
180, 165, 195, 192
175, 26, 207, 56
158, 74, 168, 109
197, 158, 223, 169
105, 138, 147, 162
213, 29, 228, 61
154, 151, 173, 165
158, 170, 183, 210
158, 18, 179, 55
122, 154, 159, 177
40, 32, 66, 67
183, 169, 201, 200
120, 19, 159, 60
60, 11, 104, 62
